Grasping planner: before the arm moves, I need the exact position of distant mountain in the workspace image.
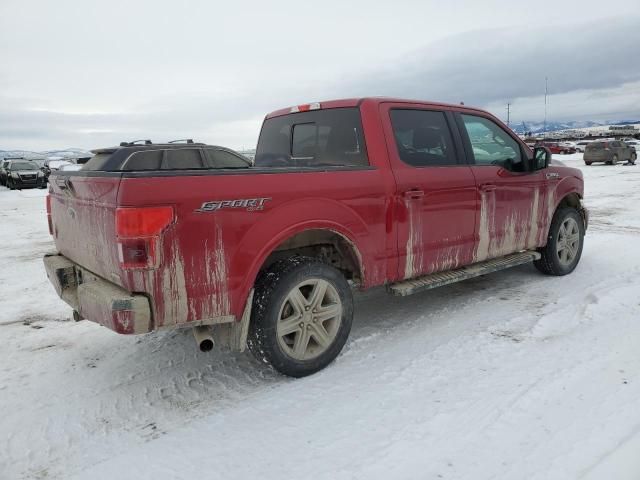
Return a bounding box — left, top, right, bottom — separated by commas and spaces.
510, 120, 640, 135
0, 148, 92, 161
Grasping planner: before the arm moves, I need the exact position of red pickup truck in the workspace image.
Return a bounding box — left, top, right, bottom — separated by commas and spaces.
44, 98, 588, 377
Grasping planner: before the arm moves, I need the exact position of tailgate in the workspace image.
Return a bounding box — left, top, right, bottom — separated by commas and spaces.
49, 173, 124, 286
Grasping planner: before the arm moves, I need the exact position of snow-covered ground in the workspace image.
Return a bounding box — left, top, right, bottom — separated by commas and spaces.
1, 154, 640, 480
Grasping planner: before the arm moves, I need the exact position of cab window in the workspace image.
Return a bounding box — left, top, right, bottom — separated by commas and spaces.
389, 109, 457, 167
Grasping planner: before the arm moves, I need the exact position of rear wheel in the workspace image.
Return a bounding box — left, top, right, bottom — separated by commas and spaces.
585, 162, 592, 166
535, 208, 584, 276
248, 256, 353, 377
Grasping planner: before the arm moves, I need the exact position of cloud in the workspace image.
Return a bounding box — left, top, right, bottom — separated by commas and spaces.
334, 17, 640, 107
1, 16, 639, 150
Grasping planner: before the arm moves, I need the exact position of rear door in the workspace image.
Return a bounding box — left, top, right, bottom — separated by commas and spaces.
454, 112, 548, 261
380, 103, 477, 279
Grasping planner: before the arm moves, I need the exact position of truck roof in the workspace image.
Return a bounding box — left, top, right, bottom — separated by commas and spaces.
264, 97, 488, 119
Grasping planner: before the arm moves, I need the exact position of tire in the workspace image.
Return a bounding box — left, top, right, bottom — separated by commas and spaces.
609, 154, 618, 165
7, 179, 15, 190
247, 256, 353, 377
585, 162, 592, 166
535, 208, 585, 276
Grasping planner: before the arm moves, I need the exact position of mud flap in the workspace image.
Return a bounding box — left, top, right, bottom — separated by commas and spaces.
212, 289, 254, 352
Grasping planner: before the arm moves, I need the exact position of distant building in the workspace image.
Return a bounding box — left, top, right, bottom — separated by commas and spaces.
608, 125, 639, 136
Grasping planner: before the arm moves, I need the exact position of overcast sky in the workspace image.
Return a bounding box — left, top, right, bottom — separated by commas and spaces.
1, 0, 640, 150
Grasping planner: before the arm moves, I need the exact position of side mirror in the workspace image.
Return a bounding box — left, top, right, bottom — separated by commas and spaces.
532, 146, 551, 170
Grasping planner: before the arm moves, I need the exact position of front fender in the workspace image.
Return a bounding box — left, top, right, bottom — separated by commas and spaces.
544, 170, 584, 238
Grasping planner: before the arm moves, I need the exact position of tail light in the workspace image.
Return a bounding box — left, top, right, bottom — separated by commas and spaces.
115, 206, 174, 269
45, 194, 53, 235
603, 142, 609, 150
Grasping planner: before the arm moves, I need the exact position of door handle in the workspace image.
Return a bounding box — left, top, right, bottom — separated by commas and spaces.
403, 189, 424, 200
480, 183, 496, 192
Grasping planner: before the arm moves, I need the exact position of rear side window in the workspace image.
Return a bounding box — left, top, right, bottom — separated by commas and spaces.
390, 109, 457, 167
122, 150, 163, 171
255, 107, 368, 168
205, 149, 251, 168
163, 149, 205, 169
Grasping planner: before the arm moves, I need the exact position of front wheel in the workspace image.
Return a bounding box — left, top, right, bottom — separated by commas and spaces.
535, 208, 585, 276
7, 179, 15, 190
248, 257, 353, 377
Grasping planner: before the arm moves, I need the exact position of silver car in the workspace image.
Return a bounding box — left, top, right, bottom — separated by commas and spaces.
584, 140, 636, 165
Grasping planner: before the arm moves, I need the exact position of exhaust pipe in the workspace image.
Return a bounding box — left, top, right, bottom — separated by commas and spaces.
193, 326, 214, 352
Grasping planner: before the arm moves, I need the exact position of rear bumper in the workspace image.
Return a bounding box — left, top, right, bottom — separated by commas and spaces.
43, 254, 152, 334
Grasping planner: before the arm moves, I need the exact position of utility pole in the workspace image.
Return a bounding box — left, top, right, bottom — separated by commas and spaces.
506, 102, 511, 128
543, 77, 548, 139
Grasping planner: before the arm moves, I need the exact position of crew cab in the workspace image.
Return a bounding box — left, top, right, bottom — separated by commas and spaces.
44, 98, 588, 377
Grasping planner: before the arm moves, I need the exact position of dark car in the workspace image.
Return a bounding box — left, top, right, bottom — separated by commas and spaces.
584, 141, 637, 165
5, 160, 47, 189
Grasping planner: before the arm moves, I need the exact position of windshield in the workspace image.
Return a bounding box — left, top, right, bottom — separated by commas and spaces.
10, 162, 38, 170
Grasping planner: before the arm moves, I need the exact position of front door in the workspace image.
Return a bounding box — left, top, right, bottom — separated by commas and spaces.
455, 113, 548, 262
381, 104, 477, 279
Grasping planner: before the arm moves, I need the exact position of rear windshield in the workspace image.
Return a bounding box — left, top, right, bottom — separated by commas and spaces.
255, 107, 368, 168
586, 142, 604, 149
82, 153, 114, 171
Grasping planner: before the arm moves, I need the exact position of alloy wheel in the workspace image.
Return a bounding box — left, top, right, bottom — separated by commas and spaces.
276, 279, 342, 361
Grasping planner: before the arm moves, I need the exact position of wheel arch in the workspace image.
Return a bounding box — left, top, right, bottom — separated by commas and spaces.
232, 219, 369, 319
543, 183, 585, 245
257, 227, 364, 283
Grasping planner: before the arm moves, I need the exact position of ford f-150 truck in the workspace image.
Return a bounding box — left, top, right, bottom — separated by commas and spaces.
44, 98, 587, 377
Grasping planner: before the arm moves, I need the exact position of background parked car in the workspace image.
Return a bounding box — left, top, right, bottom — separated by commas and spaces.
584, 140, 637, 165
535, 141, 577, 154
58, 163, 83, 172
42, 159, 74, 182
624, 139, 640, 150
4, 160, 47, 189
574, 140, 592, 152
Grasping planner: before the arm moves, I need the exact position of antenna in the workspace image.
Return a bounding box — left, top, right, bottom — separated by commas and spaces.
543, 77, 548, 139
506, 102, 511, 128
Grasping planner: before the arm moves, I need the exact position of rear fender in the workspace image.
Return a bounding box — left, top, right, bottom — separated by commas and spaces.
230, 198, 370, 317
